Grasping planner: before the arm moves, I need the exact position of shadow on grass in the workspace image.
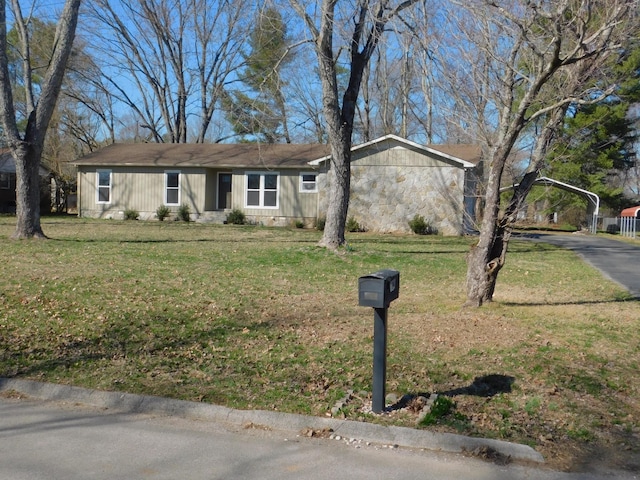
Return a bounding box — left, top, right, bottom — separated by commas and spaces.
388, 374, 516, 412
501, 297, 639, 307
51, 236, 320, 245
439, 374, 516, 397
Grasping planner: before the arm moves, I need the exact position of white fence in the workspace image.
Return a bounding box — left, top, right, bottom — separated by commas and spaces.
620, 216, 639, 238
600, 216, 640, 238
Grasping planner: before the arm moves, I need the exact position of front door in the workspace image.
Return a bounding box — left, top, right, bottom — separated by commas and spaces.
217, 173, 232, 210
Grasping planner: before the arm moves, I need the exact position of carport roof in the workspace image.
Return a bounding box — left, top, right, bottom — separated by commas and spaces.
503, 176, 600, 216
621, 206, 640, 217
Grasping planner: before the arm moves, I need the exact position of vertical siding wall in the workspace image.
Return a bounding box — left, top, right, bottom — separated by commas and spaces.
77, 167, 207, 220
231, 169, 318, 226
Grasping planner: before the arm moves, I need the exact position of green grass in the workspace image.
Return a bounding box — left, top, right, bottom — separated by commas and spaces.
1, 216, 639, 469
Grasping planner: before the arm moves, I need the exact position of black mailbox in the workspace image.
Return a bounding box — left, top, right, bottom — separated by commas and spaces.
358, 269, 400, 308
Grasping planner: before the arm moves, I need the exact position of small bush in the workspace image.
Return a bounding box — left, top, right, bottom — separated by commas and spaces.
315, 216, 326, 231
346, 216, 363, 232
156, 205, 171, 221
178, 204, 191, 222
226, 209, 246, 225
409, 214, 436, 235
124, 208, 139, 221
294, 219, 305, 229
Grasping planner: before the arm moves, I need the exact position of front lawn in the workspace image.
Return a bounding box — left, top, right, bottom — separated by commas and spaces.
1, 216, 638, 471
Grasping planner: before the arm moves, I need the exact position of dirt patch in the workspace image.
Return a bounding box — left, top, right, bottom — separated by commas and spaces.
0, 389, 30, 399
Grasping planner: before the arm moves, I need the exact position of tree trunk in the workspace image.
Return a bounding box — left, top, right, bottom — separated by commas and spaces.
0, 0, 80, 239
319, 51, 364, 248
464, 141, 512, 307
465, 227, 508, 307
292, 0, 420, 249
12, 143, 46, 239
465, 109, 565, 306
320, 133, 350, 248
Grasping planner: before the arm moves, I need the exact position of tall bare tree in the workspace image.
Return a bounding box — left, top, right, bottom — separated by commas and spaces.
86, 0, 249, 143
438, 0, 638, 306
63, 53, 118, 148
0, 0, 82, 238
290, 0, 420, 248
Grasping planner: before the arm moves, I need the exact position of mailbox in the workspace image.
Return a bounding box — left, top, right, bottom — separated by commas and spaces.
358, 269, 400, 308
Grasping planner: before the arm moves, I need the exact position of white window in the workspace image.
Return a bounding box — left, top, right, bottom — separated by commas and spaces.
299, 173, 317, 193
245, 172, 279, 208
96, 170, 111, 204
165, 171, 180, 205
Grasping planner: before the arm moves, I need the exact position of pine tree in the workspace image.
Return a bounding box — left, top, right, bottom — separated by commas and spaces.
223, 7, 291, 143
545, 44, 640, 214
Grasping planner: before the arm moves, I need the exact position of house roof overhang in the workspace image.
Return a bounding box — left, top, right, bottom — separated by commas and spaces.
0, 150, 51, 176
76, 136, 481, 172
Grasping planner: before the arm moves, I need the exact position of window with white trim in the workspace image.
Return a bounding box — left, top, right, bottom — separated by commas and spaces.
245, 172, 279, 208
165, 171, 180, 205
299, 173, 317, 193
96, 170, 111, 204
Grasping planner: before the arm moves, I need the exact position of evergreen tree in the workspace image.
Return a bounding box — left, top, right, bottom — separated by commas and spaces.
545, 44, 640, 214
223, 7, 291, 143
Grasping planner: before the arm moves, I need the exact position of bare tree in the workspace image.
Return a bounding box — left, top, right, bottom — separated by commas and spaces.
437, 0, 638, 306
290, 0, 420, 248
371, 37, 415, 138
0, 0, 82, 238
85, 0, 248, 143
359, 45, 411, 140
63, 53, 119, 148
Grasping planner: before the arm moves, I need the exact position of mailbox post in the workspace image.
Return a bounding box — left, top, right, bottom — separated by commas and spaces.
358, 269, 400, 413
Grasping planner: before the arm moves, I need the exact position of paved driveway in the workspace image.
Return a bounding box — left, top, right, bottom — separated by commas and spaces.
517, 233, 640, 299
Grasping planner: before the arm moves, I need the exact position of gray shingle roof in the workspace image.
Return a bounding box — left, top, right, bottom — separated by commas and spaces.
74, 143, 332, 168
74, 139, 482, 169
427, 144, 482, 166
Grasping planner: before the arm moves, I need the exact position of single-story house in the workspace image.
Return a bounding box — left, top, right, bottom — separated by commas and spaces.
73, 135, 482, 235
0, 150, 53, 213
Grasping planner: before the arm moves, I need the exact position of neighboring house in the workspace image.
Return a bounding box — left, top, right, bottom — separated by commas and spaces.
73, 135, 482, 235
0, 150, 52, 213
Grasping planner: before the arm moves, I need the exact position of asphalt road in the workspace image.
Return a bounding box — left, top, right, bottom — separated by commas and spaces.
1, 396, 636, 480
517, 233, 640, 298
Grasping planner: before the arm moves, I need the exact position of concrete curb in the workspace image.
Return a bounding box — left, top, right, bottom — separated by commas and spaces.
0, 377, 544, 464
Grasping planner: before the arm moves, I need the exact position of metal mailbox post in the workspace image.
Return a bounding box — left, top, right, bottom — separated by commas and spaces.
358, 269, 400, 413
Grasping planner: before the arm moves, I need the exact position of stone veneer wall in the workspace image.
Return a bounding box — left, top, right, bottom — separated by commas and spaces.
317, 147, 467, 236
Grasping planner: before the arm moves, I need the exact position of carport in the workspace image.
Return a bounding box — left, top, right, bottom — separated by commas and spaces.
502, 176, 600, 233
620, 206, 640, 238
